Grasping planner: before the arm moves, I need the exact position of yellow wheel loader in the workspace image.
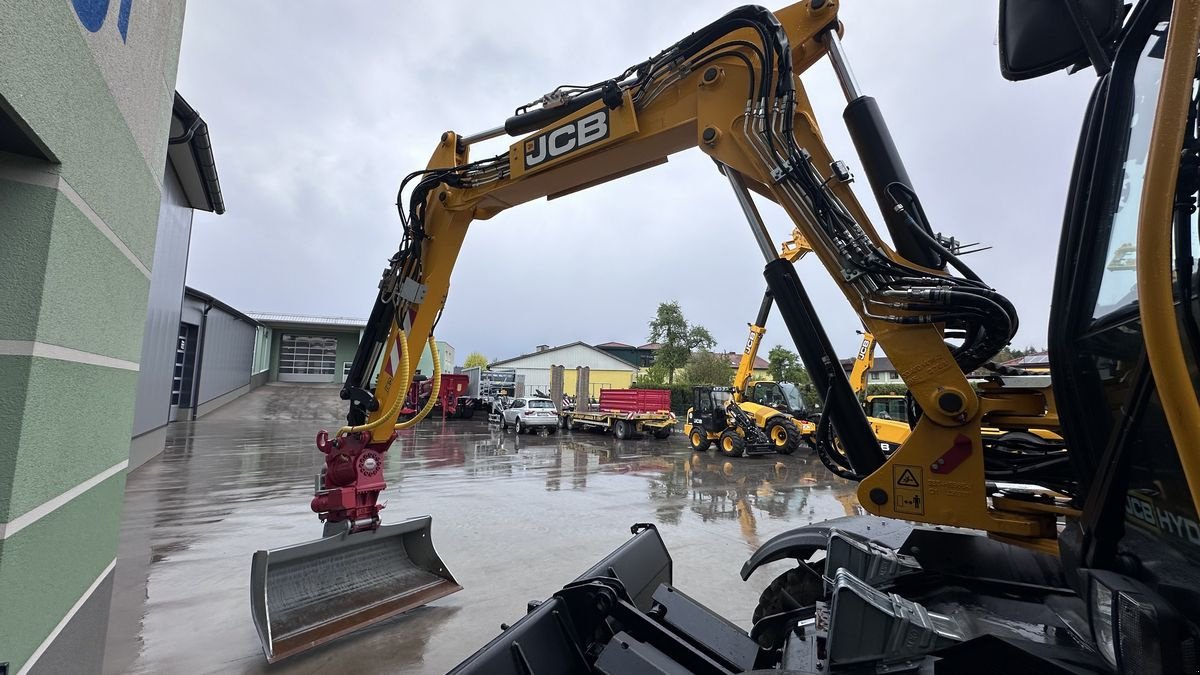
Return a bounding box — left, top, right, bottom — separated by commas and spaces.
257, 0, 1200, 670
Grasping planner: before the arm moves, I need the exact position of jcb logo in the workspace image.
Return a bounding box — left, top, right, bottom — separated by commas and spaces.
524, 110, 609, 169
857, 338, 870, 360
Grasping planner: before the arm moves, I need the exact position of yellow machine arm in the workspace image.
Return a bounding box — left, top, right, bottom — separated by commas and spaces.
732, 231, 811, 400
339, 1, 1062, 545
848, 331, 876, 398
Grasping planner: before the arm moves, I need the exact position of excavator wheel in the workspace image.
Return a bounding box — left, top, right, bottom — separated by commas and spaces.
751, 561, 825, 649
719, 429, 745, 458
690, 428, 712, 452
765, 416, 801, 455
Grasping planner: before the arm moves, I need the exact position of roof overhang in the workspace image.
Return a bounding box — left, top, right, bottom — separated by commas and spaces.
168, 93, 225, 214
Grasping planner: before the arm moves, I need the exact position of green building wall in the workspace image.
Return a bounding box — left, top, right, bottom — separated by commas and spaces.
0, 1, 187, 672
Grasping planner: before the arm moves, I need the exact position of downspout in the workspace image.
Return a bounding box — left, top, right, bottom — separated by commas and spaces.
190, 301, 213, 420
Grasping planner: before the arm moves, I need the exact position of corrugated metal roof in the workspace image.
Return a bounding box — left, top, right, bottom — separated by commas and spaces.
184, 287, 258, 325
247, 311, 367, 328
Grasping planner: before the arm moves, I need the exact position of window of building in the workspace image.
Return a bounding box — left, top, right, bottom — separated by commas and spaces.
279, 334, 337, 375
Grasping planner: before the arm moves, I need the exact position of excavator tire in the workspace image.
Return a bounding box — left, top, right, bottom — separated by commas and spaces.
765, 416, 801, 455
751, 561, 825, 649
719, 429, 745, 458
690, 428, 712, 452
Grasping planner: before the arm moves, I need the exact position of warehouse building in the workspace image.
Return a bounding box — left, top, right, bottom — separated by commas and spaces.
249, 313, 365, 383
128, 94, 241, 470
491, 342, 640, 398
0, 2, 194, 672
248, 313, 455, 384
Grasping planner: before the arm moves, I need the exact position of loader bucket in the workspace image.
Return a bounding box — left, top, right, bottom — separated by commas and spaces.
250, 516, 460, 663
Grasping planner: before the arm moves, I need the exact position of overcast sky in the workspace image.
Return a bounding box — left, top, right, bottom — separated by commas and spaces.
177, 2, 1097, 364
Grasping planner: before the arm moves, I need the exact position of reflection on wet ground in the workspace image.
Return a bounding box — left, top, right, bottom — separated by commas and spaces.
103, 384, 860, 674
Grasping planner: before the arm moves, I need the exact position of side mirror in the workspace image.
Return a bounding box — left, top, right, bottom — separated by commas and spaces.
999, 0, 1123, 81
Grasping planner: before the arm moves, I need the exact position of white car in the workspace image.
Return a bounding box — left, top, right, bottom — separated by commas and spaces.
501, 397, 559, 434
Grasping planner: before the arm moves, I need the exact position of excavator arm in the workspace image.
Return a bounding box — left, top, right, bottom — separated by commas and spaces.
330, 0, 1058, 552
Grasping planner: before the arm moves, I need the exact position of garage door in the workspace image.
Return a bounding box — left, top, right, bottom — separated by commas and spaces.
279, 334, 337, 382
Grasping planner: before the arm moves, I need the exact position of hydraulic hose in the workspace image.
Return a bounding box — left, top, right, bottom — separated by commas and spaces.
337, 329, 411, 436
396, 335, 441, 430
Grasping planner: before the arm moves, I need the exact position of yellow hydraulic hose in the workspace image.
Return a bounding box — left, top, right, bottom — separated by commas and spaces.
396, 335, 441, 430
1137, 0, 1200, 509
337, 329, 411, 436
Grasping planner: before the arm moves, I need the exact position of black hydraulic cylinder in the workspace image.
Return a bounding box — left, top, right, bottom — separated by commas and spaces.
754, 291, 773, 328
843, 96, 943, 270
763, 258, 885, 476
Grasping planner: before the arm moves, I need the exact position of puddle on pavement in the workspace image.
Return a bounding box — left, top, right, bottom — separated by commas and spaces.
105, 385, 862, 675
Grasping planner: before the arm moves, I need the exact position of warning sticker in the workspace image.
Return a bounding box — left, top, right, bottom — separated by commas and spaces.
893, 464, 924, 516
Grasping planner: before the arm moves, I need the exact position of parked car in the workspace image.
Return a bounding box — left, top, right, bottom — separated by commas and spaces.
501, 397, 560, 434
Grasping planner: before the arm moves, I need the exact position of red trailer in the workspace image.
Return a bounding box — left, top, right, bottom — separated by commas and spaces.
400, 373, 476, 419
561, 388, 675, 440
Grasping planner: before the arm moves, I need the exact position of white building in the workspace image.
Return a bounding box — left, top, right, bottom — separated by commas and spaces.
491, 342, 640, 398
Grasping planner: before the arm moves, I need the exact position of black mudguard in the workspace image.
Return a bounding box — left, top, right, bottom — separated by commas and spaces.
740, 515, 914, 580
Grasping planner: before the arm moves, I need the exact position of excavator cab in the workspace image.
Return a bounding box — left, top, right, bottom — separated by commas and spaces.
863, 395, 904, 421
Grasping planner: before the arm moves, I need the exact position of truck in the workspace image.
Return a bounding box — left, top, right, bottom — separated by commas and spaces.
460, 366, 524, 421
562, 388, 676, 440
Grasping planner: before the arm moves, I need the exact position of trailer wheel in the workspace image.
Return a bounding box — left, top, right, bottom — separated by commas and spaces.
719, 429, 745, 458
614, 420, 630, 440
766, 416, 801, 455
653, 425, 673, 440
751, 562, 825, 649
689, 428, 711, 452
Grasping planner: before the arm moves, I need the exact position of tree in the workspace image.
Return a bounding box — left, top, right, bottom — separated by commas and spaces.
766, 344, 810, 384
767, 345, 799, 383
635, 362, 670, 386
992, 345, 1044, 365
463, 352, 489, 369
648, 301, 716, 383
683, 351, 732, 386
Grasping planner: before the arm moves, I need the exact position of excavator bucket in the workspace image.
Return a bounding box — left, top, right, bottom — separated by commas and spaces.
250, 515, 460, 663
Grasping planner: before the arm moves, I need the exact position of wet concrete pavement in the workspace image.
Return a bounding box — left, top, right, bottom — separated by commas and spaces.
104, 384, 862, 674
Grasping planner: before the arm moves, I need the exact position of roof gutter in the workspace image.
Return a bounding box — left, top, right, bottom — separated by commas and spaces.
170, 93, 225, 214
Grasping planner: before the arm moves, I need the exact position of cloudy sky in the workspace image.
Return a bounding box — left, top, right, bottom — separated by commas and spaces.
177, 2, 1097, 364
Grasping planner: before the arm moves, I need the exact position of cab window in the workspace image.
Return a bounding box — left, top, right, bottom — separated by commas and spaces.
1092, 23, 1168, 320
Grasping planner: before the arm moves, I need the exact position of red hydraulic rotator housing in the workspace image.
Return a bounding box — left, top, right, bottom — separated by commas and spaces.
310, 429, 396, 532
